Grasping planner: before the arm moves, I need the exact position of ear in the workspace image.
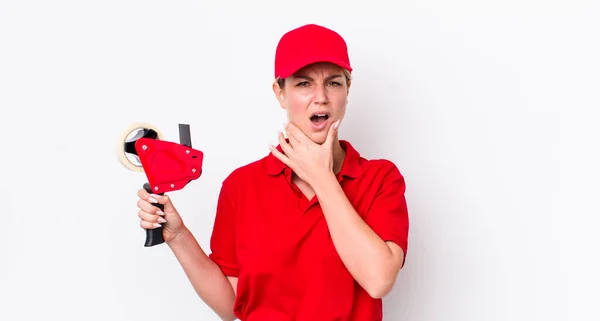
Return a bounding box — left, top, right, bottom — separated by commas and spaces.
272, 80, 287, 109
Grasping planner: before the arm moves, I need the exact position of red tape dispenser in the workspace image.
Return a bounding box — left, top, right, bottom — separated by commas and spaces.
116, 122, 204, 247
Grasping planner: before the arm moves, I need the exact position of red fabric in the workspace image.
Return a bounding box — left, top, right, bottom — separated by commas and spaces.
274, 24, 353, 79
208, 140, 409, 321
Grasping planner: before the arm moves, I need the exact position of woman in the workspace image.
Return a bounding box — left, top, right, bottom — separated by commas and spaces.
136, 24, 409, 321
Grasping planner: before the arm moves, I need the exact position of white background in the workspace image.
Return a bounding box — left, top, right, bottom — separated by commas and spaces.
1, 1, 599, 320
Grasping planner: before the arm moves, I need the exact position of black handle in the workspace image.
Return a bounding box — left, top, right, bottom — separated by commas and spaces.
143, 183, 165, 247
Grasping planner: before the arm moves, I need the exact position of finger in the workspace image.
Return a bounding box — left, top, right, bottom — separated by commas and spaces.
278, 131, 293, 155
269, 144, 291, 167
146, 193, 175, 212
137, 198, 164, 215
325, 119, 341, 147
138, 209, 167, 225
137, 188, 163, 211
140, 219, 163, 229
137, 188, 149, 200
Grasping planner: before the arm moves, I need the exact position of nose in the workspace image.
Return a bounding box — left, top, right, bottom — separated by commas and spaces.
313, 83, 329, 105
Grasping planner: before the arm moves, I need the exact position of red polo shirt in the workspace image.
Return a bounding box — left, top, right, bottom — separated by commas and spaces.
208, 140, 409, 321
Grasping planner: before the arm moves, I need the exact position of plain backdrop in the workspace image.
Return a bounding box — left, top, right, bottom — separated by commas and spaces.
1, 1, 599, 320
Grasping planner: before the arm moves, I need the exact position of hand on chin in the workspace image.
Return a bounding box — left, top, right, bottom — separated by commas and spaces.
270, 120, 340, 187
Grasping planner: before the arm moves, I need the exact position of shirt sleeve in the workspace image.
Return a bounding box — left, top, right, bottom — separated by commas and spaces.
364, 161, 410, 267
208, 179, 239, 277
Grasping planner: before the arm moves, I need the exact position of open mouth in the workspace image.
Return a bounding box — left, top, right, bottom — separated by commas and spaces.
310, 112, 330, 124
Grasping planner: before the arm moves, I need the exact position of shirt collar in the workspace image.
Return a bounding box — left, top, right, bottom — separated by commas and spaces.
266, 140, 363, 179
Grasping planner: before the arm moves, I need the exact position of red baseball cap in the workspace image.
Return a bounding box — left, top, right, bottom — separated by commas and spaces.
274, 24, 352, 79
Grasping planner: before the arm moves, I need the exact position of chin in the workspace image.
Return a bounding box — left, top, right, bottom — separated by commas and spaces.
308, 132, 328, 145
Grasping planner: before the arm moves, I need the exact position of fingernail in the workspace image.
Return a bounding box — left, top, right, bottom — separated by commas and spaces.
334, 120, 341, 129
148, 197, 158, 203
158, 217, 167, 223
156, 210, 165, 216
153, 223, 162, 227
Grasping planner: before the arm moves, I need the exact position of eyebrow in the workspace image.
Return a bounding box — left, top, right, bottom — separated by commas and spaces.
293, 74, 343, 81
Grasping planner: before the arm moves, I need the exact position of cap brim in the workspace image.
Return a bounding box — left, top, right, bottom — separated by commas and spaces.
278, 56, 352, 79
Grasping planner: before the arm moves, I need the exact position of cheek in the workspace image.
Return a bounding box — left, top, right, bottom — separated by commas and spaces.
331, 94, 348, 111
291, 91, 312, 103
286, 93, 311, 114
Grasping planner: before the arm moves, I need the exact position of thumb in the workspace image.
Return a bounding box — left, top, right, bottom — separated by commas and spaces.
325, 119, 340, 147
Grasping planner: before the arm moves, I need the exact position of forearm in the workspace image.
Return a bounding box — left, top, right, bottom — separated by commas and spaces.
167, 227, 237, 321
313, 174, 399, 298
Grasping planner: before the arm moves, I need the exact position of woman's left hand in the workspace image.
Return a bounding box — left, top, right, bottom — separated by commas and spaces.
269, 120, 340, 187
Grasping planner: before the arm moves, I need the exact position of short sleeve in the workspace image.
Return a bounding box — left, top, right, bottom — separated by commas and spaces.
364, 162, 410, 267
208, 180, 239, 277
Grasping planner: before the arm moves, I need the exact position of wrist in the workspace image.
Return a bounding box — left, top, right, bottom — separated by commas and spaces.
312, 171, 339, 196
167, 225, 190, 247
